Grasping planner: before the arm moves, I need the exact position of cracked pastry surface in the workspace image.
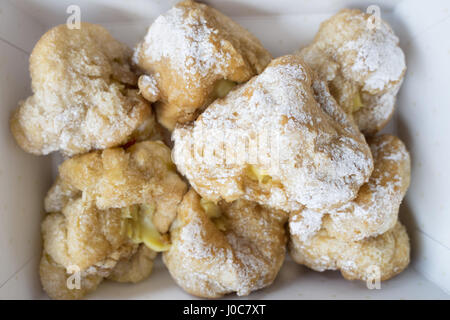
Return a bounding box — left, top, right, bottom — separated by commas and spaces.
133, 0, 272, 130
49, 140, 187, 234
172, 55, 373, 212
298, 9, 406, 135
11, 23, 155, 156
289, 219, 410, 281
163, 189, 287, 298
292, 135, 411, 242
40, 140, 186, 299
40, 198, 157, 300
19, 3, 413, 299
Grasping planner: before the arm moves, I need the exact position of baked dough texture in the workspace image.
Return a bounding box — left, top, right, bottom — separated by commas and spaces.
163, 189, 287, 298
40, 140, 186, 299
298, 9, 406, 135
172, 55, 373, 212
133, 0, 272, 130
42, 200, 130, 272
49, 140, 187, 233
11, 23, 155, 156
40, 199, 157, 300
288, 134, 411, 281
292, 135, 411, 242
289, 220, 410, 281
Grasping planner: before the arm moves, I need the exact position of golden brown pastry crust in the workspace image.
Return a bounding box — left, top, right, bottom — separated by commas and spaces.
172, 55, 373, 212
25, 5, 412, 299
11, 23, 155, 156
42, 200, 130, 271
298, 9, 406, 135
40, 141, 187, 299
39, 198, 150, 300
292, 135, 411, 242
134, 0, 272, 130
288, 134, 411, 281
163, 189, 287, 298
52, 140, 187, 233
289, 221, 410, 281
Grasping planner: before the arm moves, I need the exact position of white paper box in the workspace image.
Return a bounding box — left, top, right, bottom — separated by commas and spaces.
0, 0, 449, 299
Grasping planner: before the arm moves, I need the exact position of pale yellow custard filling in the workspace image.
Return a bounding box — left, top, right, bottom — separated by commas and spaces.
352, 91, 364, 112
200, 198, 227, 231
122, 204, 171, 252
213, 79, 237, 99
246, 165, 272, 184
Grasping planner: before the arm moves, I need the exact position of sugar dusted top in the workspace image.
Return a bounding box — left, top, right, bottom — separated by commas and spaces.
173, 55, 374, 212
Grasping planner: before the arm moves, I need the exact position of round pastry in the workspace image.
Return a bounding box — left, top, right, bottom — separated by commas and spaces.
40, 198, 156, 300
298, 9, 406, 135
163, 189, 287, 298
289, 218, 410, 282
50, 140, 187, 234
133, 0, 272, 130
11, 23, 155, 156
172, 55, 373, 212
292, 134, 410, 242
40, 141, 187, 299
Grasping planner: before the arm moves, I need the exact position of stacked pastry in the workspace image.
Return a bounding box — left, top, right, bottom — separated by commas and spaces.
10, 1, 411, 299
11, 21, 191, 298
291, 9, 410, 281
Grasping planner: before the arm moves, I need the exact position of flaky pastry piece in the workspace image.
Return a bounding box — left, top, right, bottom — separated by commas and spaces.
173, 55, 373, 212
11, 23, 155, 156
298, 9, 406, 135
40, 198, 157, 300
292, 135, 411, 242
133, 0, 272, 130
163, 189, 287, 298
41, 140, 186, 299
289, 218, 410, 281
47, 140, 187, 234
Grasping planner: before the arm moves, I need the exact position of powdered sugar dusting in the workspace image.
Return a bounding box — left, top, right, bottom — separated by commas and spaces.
138, 74, 160, 102
173, 55, 373, 211
289, 209, 324, 243
298, 9, 406, 134
140, 5, 230, 82
139, 75, 159, 97
289, 220, 410, 281
11, 24, 149, 156
354, 80, 402, 133
340, 14, 405, 93
291, 135, 410, 242
164, 191, 285, 297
